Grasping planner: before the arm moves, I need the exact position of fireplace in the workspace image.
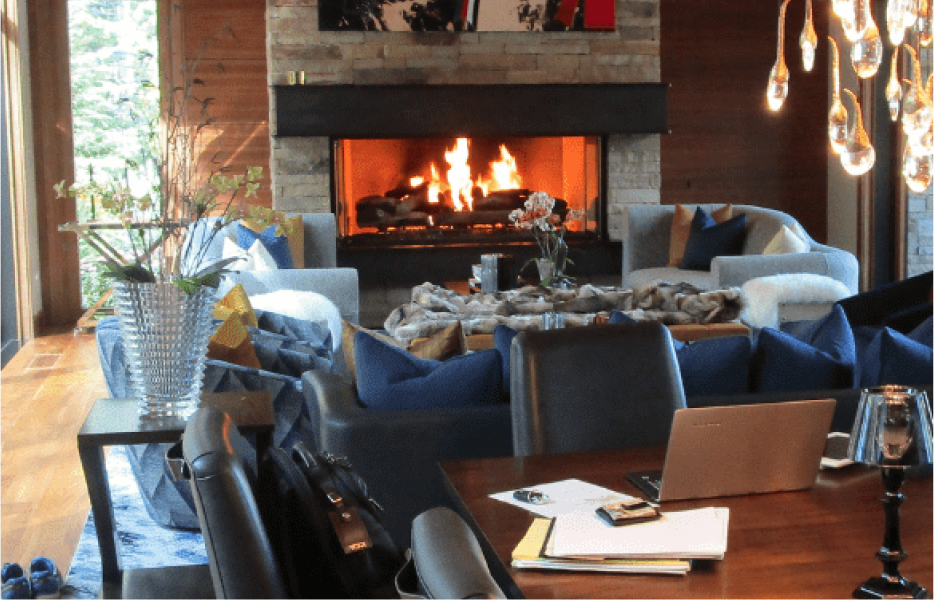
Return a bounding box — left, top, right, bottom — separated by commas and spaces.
275, 83, 668, 250
334, 135, 601, 246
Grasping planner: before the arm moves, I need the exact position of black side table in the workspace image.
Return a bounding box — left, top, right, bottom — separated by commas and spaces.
77, 391, 274, 599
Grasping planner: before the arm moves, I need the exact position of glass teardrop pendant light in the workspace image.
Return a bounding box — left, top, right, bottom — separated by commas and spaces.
851, 22, 884, 78
840, 88, 876, 176
800, 0, 818, 71
835, 0, 859, 39
902, 142, 933, 192
920, 0, 933, 46
886, 47, 903, 121
828, 37, 850, 154
848, 0, 872, 41
900, 45, 932, 143
888, 0, 908, 45
768, 0, 791, 111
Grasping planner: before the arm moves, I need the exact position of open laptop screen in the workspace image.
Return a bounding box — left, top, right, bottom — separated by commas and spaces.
627, 399, 836, 502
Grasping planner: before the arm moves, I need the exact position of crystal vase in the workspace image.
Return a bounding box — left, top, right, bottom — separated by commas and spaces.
112, 281, 215, 419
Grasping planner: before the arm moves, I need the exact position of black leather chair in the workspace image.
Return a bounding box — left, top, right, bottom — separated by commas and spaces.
174, 405, 506, 599
303, 369, 513, 548
511, 322, 687, 456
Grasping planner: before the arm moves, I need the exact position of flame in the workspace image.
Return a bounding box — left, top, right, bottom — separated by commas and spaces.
445, 138, 473, 211
428, 164, 441, 204
416, 138, 525, 212
491, 144, 523, 190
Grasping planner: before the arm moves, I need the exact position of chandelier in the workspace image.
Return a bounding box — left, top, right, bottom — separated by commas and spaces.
767, 0, 933, 193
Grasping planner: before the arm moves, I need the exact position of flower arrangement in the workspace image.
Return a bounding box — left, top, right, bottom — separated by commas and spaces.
509, 191, 585, 287
55, 25, 284, 294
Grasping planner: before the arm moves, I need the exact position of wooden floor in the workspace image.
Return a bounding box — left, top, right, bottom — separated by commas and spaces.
1, 332, 104, 574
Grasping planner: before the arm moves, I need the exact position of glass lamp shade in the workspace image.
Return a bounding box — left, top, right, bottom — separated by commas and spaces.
851, 22, 883, 78
847, 386, 934, 468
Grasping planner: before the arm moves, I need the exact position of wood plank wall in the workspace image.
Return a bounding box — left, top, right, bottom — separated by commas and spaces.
179, 0, 272, 209
29, 0, 82, 329
661, 0, 830, 242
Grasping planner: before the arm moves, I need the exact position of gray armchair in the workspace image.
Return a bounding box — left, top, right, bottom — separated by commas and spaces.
622, 204, 859, 295
303, 368, 513, 548
185, 212, 360, 324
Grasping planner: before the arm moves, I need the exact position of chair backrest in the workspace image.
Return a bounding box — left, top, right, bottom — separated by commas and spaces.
510, 322, 687, 457
182, 406, 287, 599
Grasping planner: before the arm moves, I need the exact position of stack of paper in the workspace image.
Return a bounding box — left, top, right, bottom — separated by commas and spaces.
497, 479, 730, 575
512, 519, 691, 575
549, 507, 730, 561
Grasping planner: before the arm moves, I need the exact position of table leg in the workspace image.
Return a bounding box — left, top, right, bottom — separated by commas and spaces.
77, 443, 122, 586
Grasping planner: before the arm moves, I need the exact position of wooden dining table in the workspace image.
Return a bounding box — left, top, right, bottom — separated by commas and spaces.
440, 446, 933, 599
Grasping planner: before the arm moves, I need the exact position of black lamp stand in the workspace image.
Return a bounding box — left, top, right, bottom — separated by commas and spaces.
853, 467, 929, 599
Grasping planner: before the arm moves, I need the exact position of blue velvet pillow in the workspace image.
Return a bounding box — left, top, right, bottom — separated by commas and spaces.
679, 208, 747, 271
783, 305, 858, 387
493, 325, 520, 396
236, 223, 293, 269
677, 336, 753, 397
253, 309, 333, 351
751, 327, 856, 392
908, 316, 933, 348
354, 331, 503, 410
858, 327, 933, 388
609, 311, 685, 351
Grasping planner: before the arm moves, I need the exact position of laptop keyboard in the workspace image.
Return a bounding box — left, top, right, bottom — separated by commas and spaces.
626, 470, 663, 503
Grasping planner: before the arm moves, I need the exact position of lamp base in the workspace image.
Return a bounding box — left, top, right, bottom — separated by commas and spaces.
853, 576, 929, 599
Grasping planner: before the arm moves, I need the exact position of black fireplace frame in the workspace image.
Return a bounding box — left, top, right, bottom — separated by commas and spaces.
273, 83, 668, 138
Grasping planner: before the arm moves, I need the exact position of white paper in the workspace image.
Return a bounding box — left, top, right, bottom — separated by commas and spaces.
549, 507, 730, 560
489, 478, 639, 518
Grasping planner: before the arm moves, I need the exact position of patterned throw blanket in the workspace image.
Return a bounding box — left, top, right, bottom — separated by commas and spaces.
384, 281, 744, 345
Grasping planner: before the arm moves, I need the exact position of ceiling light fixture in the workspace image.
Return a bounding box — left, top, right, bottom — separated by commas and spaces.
768, 0, 933, 192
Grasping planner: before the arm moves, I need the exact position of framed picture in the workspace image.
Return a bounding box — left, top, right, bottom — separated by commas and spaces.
318, 0, 615, 32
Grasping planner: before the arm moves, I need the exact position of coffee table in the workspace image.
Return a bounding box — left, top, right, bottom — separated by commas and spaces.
77, 391, 274, 598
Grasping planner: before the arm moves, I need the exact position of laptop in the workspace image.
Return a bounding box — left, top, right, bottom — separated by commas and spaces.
627, 399, 836, 502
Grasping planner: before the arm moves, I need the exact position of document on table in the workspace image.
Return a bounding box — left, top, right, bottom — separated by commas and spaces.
489, 478, 639, 518
548, 507, 730, 561
512, 518, 691, 575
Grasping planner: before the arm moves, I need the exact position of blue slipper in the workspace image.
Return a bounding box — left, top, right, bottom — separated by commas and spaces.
1, 563, 31, 600
29, 558, 63, 599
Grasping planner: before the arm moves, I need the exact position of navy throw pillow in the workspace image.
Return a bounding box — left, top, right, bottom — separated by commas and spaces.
609, 311, 685, 350
236, 223, 293, 269
908, 316, 933, 348
750, 307, 857, 392
858, 327, 933, 388
354, 331, 503, 410
679, 208, 747, 271
493, 325, 520, 396
677, 335, 753, 397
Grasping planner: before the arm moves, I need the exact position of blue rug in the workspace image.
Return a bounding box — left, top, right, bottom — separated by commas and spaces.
63, 445, 208, 599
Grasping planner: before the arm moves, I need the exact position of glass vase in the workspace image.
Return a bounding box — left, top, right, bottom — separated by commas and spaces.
112, 281, 215, 419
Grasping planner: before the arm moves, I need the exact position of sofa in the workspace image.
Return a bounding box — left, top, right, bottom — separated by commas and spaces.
622, 203, 860, 295
184, 212, 360, 324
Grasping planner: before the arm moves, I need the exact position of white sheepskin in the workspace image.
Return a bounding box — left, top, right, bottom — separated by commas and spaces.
249, 290, 342, 351
740, 274, 851, 329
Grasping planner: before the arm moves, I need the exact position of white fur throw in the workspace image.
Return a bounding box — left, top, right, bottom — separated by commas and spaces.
740, 274, 851, 330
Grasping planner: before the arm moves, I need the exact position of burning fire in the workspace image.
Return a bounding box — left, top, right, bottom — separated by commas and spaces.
408, 138, 523, 212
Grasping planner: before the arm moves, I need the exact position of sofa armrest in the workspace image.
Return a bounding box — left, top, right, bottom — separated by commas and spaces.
712, 251, 859, 295
223, 268, 360, 325
302, 369, 513, 547
622, 205, 674, 284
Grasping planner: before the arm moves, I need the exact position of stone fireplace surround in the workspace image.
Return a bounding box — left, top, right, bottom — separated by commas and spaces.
266, 0, 662, 325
